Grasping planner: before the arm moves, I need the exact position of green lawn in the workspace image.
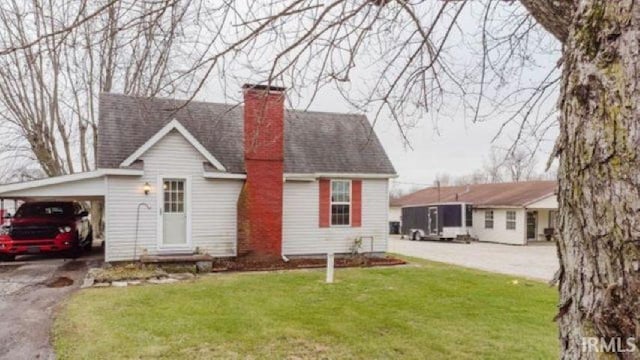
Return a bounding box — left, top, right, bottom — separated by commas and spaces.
54, 257, 559, 359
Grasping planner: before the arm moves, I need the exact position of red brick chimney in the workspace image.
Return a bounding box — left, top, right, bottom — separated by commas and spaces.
237, 84, 285, 259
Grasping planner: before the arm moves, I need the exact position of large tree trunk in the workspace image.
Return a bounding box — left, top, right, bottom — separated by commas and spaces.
555, 0, 640, 358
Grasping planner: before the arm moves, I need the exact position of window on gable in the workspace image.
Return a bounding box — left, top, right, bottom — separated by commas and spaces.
506, 211, 517, 230
331, 180, 351, 226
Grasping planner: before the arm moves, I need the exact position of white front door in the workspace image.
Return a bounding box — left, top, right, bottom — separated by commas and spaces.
162, 178, 187, 246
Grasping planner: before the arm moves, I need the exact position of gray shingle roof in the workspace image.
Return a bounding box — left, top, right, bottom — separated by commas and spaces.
97, 93, 396, 175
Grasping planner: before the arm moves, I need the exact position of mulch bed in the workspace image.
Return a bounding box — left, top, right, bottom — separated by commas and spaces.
214, 256, 406, 272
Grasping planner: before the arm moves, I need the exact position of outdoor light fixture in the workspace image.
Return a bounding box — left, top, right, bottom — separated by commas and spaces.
143, 182, 151, 195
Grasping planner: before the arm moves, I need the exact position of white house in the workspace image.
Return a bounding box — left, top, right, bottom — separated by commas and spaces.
395, 181, 557, 245
0, 85, 396, 262
388, 198, 402, 234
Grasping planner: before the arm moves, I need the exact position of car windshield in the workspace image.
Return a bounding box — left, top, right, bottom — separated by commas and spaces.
15, 203, 74, 218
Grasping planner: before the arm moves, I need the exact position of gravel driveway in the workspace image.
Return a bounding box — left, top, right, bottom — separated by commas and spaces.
0, 251, 101, 360
388, 236, 559, 281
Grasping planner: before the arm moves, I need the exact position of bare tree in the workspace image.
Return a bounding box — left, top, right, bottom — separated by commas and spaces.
504, 148, 537, 182
1, 0, 639, 358
453, 169, 489, 186
0, 0, 196, 177
0, 0, 202, 237
433, 173, 452, 187
389, 181, 422, 201
483, 147, 505, 183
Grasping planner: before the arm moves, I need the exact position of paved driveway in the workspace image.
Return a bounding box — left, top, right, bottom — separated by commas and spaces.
0, 251, 101, 360
388, 236, 559, 281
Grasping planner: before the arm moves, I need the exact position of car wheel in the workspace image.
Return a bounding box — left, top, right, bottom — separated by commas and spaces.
68, 235, 83, 259
412, 232, 419, 241
0, 254, 15, 262
68, 246, 82, 259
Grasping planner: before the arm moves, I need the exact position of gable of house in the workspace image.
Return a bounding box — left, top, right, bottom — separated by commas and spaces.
120, 119, 226, 171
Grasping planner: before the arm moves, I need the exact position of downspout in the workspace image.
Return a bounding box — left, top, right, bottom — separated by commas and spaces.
281, 177, 289, 263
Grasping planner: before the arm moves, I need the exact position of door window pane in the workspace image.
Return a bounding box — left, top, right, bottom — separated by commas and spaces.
163, 180, 185, 213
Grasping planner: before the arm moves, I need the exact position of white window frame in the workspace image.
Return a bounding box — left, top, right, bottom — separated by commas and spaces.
506, 210, 517, 230
484, 210, 494, 229
330, 179, 352, 227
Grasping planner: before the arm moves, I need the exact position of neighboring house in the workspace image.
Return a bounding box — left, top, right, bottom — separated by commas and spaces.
0, 85, 396, 262
395, 181, 557, 245
388, 198, 402, 234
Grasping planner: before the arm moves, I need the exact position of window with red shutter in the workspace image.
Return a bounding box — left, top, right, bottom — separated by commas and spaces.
352, 180, 362, 227
319, 179, 330, 227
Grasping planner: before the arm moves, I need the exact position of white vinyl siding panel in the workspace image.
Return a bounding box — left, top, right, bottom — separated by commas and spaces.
388, 206, 401, 222
470, 208, 526, 245
283, 179, 389, 255
105, 130, 242, 261
0, 176, 105, 198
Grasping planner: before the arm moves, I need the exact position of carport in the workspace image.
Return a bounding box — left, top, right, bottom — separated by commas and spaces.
0, 171, 109, 217
0, 169, 143, 260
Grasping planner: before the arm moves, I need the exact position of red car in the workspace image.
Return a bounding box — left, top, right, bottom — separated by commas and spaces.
0, 201, 92, 262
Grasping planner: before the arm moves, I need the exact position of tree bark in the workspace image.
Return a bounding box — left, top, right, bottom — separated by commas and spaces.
555, 0, 640, 358
519, 0, 574, 43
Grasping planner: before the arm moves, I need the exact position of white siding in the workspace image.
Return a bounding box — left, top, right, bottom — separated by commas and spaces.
105, 130, 242, 261
388, 206, 401, 222
1, 177, 105, 198
282, 179, 389, 255
526, 194, 558, 209
470, 208, 526, 245
537, 210, 549, 231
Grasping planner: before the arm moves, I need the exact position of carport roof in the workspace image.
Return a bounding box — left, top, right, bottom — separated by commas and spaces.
0, 169, 142, 200
395, 181, 557, 208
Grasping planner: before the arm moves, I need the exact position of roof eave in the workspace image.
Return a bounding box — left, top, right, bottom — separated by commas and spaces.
284, 172, 397, 181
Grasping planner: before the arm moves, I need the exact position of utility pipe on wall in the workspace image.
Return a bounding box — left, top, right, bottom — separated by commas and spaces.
134, 202, 151, 261
326, 252, 334, 283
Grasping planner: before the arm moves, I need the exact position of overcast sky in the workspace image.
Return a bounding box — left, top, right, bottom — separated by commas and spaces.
0, 1, 561, 189
299, 83, 558, 191
198, 2, 563, 192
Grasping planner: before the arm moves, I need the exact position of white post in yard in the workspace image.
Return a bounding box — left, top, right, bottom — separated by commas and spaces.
326, 252, 334, 283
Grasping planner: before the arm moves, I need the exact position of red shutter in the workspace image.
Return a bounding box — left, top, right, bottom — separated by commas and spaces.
319, 179, 330, 227
352, 180, 362, 227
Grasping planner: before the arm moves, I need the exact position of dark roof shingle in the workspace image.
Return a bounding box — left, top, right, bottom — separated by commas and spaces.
97, 93, 396, 175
